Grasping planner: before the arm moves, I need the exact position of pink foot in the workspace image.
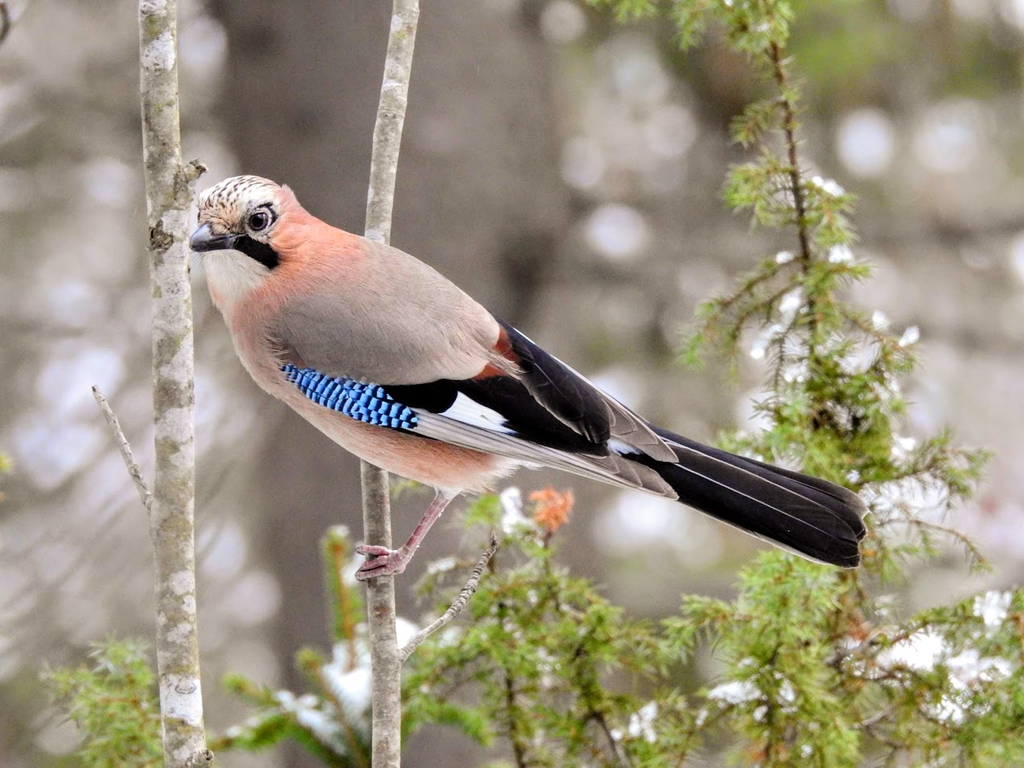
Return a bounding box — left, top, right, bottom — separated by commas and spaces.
355, 544, 410, 581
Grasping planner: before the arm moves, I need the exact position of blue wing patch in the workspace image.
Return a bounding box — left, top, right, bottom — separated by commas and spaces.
282, 364, 419, 430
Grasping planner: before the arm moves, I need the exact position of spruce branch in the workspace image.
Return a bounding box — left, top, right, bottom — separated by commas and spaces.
322, 526, 362, 654
768, 42, 811, 266
589, 708, 632, 768
502, 650, 530, 768
295, 653, 372, 768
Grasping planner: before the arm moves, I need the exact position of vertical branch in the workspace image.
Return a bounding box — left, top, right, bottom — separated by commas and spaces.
768, 42, 812, 267
500, 615, 530, 768
363, 0, 419, 249
359, 462, 401, 768
137, 1, 209, 765
361, 0, 420, 766
766, 41, 827, 383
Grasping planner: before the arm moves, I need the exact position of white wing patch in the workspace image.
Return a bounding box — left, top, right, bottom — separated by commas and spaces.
438, 392, 514, 434
607, 438, 643, 457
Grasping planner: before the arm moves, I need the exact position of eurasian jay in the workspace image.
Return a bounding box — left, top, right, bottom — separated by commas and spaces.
190, 175, 866, 580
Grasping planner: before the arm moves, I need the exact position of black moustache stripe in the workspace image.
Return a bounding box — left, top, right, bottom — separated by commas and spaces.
234, 235, 280, 270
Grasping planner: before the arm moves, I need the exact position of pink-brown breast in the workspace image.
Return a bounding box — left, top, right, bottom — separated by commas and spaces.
223, 266, 516, 494
283, 396, 519, 493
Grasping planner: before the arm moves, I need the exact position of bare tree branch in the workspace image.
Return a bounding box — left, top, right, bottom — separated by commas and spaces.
91, 386, 153, 511
0, 3, 10, 47
360, 0, 420, 765
400, 532, 498, 663
137, 0, 210, 764
363, 0, 419, 250
358, 460, 400, 767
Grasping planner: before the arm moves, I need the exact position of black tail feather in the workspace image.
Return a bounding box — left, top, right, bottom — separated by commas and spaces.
641, 428, 867, 568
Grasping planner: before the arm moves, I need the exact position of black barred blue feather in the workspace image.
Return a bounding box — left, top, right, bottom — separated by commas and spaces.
282, 364, 419, 430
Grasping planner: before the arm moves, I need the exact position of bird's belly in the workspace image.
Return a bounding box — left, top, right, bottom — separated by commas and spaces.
227, 321, 517, 492
284, 388, 518, 493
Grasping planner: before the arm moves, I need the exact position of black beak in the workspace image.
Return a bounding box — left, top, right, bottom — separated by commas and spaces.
189, 223, 239, 252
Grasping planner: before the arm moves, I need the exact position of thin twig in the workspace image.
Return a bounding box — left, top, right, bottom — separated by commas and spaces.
542, 534, 631, 767
400, 532, 498, 663
589, 708, 633, 768
503, 655, 529, 768
361, 0, 420, 765
0, 3, 10, 47
496, 586, 530, 768
91, 386, 153, 511
715, 257, 792, 310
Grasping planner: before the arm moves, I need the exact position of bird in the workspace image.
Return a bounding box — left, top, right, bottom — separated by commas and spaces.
190, 175, 867, 580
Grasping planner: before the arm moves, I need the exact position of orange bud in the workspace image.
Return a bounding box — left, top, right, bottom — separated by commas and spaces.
529, 487, 574, 534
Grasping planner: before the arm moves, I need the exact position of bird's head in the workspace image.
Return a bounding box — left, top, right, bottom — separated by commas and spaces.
190, 175, 287, 270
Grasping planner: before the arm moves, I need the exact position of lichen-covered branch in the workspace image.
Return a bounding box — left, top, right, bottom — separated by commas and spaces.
137, 0, 209, 765
400, 533, 498, 663
361, 0, 420, 765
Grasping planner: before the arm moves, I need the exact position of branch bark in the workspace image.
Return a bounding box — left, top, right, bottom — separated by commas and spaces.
361, 0, 420, 765
137, 1, 209, 765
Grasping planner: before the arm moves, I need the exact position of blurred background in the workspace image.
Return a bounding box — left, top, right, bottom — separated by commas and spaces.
2, 0, 1024, 765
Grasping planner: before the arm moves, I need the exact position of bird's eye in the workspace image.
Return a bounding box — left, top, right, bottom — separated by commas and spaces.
248, 210, 271, 232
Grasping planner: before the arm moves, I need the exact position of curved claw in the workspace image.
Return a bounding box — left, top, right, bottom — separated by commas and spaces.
355, 543, 409, 581
356, 543, 392, 558
353, 491, 457, 581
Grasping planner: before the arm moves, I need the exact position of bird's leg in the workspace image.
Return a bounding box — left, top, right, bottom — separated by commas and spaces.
355, 489, 456, 580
